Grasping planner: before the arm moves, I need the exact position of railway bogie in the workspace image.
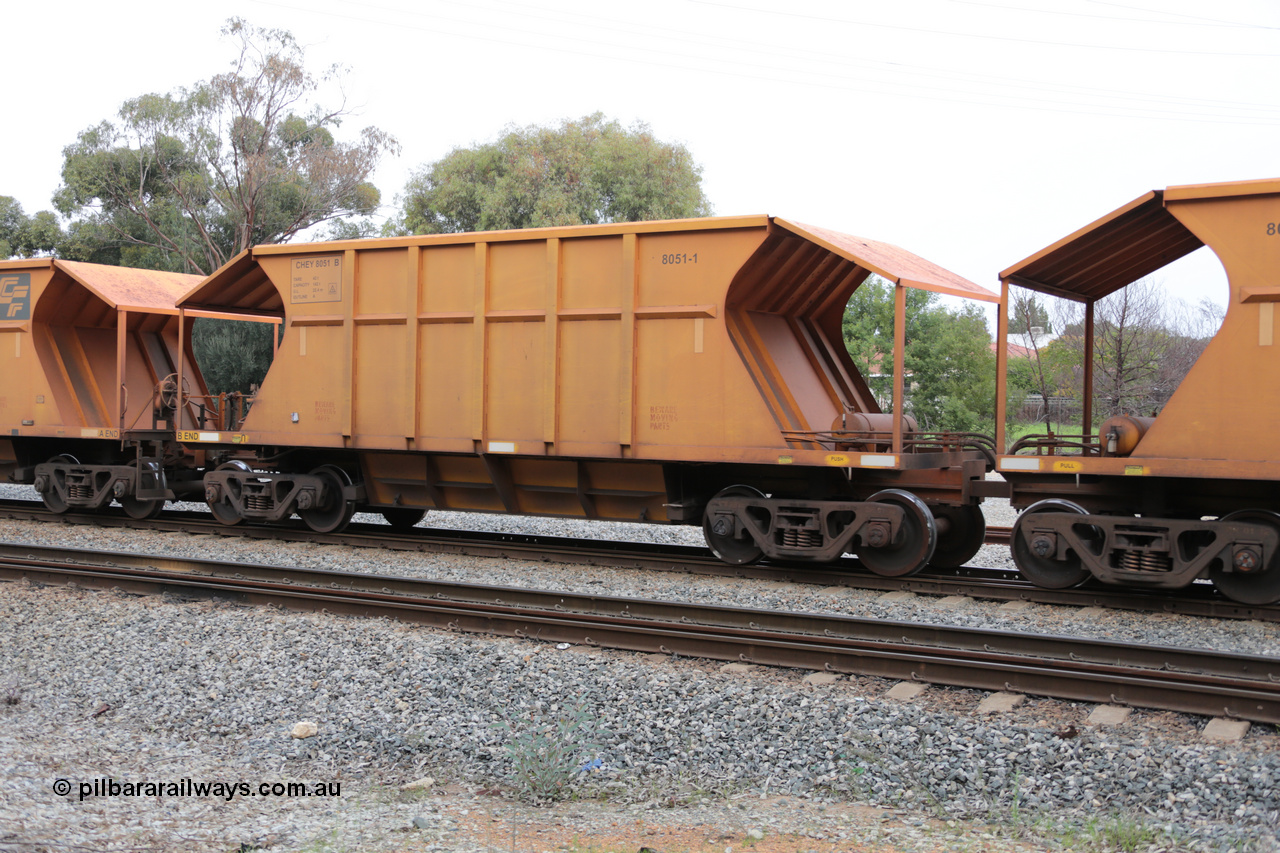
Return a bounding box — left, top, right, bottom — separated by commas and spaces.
202, 462, 363, 528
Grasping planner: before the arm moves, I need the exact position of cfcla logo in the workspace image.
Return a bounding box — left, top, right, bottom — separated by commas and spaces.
0, 273, 31, 320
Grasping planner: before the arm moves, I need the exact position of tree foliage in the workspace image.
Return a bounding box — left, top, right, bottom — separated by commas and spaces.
1009, 288, 1061, 428
395, 114, 712, 234
1091, 281, 1185, 417
191, 318, 276, 396
0, 196, 61, 259
54, 18, 399, 275
842, 277, 1005, 434
1010, 289, 1052, 335
1045, 278, 1218, 423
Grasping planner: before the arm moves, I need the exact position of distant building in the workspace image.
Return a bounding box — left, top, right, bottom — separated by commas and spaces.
993, 340, 1036, 359
993, 325, 1058, 359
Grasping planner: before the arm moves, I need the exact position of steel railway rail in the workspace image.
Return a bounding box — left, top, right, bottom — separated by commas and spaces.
0, 498, 1273, 621
0, 543, 1277, 723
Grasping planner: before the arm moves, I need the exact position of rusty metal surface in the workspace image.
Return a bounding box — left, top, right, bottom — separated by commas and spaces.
177, 250, 282, 315
1014, 510, 1279, 590
2, 543, 1278, 722
779, 219, 999, 303
999, 191, 1202, 302
56, 260, 201, 312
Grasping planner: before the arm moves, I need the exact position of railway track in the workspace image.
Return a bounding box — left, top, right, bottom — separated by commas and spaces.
0, 497, 1272, 621
1, 542, 1277, 723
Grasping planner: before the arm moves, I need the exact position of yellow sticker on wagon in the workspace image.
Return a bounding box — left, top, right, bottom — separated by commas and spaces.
825, 454, 851, 466
1052, 460, 1084, 473
1124, 465, 1147, 476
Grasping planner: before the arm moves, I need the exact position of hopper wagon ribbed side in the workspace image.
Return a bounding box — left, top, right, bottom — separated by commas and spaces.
176, 215, 1001, 576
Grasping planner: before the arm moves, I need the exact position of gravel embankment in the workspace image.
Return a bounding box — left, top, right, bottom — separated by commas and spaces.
1, 484, 1278, 852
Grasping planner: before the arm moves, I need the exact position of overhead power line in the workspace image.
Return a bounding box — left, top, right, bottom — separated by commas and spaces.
249, 0, 1280, 126
945, 0, 1280, 30
689, 0, 1279, 57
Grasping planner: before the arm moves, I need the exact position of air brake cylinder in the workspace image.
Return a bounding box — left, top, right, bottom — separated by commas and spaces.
830, 412, 918, 452
1100, 415, 1155, 457
831, 412, 918, 433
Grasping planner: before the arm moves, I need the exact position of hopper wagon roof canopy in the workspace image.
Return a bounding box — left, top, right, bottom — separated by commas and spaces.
176, 215, 997, 314
1000, 178, 1280, 303
0, 257, 200, 318
0, 258, 200, 327
776, 219, 998, 303
51, 259, 200, 312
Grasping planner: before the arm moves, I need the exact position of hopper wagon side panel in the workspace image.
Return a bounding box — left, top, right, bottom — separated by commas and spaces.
0, 265, 53, 436
0, 264, 52, 478
238, 224, 786, 461
631, 230, 786, 459
252, 254, 356, 444
1124, 191, 1280, 466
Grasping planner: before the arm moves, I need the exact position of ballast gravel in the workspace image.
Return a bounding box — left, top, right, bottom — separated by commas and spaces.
0, 484, 1278, 852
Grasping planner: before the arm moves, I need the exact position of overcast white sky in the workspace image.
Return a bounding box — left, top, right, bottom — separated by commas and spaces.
8, 0, 1277, 317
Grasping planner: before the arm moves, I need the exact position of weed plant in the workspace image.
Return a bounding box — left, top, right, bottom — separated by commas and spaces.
493, 705, 602, 803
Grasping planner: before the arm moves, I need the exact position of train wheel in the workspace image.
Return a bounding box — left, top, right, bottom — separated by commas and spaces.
119, 461, 164, 520
382, 508, 427, 530
40, 486, 69, 514
1011, 499, 1092, 589
300, 465, 357, 534
206, 461, 249, 526
858, 490, 937, 578
1210, 510, 1280, 605
208, 497, 243, 525
37, 455, 77, 514
928, 504, 986, 569
120, 494, 164, 520
703, 485, 765, 566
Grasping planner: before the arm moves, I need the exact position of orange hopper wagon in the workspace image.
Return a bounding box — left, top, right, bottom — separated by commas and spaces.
996, 177, 1280, 604
177, 216, 1000, 576
0, 259, 207, 517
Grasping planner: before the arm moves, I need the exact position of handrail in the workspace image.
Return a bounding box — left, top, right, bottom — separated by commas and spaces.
780, 429, 998, 468
1007, 432, 1102, 457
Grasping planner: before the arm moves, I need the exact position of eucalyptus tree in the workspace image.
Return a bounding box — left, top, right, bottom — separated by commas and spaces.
55, 18, 399, 275
395, 113, 711, 235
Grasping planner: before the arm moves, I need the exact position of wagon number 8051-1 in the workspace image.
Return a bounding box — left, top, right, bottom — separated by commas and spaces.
661, 253, 698, 265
